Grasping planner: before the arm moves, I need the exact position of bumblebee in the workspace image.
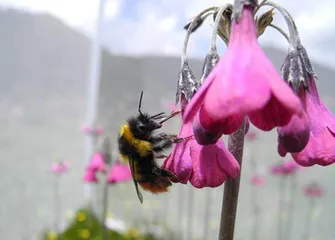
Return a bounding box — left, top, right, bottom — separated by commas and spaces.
118, 91, 190, 203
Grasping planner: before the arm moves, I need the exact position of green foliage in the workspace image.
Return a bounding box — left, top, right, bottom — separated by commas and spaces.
40, 208, 159, 240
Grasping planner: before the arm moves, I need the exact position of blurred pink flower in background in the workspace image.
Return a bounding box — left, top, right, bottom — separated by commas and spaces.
87, 152, 107, 173
245, 131, 258, 141
51, 161, 70, 174
250, 175, 265, 186
83, 167, 98, 183
271, 159, 301, 176
81, 124, 104, 136
107, 161, 132, 184
304, 183, 324, 197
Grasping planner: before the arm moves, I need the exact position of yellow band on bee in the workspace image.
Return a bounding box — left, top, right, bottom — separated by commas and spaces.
120, 124, 152, 157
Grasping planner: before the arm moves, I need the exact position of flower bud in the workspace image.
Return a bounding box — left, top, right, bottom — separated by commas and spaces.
176, 61, 199, 105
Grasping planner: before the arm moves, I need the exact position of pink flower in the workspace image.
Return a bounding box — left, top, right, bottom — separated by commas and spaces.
81, 125, 104, 136
107, 161, 132, 184
83, 167, 98, 183
289, 78, 335, 166
282, 159, 301, 174
183, 5, 303, 135
245, 131, 258, 141
81, 124, 91, 134
162, 110, 240, 188
304, 183, 324, 197
271, 159, 301, 176
250, 175, 265, 186
87, 152, 107, 173
277, 110, 310, 154
51, 161, 70, 174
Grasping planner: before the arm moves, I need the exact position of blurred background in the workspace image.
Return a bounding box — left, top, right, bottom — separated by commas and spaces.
0, 0, 334, 239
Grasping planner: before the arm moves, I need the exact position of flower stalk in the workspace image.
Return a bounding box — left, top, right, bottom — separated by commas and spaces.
218, 119, 246, 240
277, 176, 287, 240
53, 174, 62, 240
286, 174, 297, 240
302, 197, 316, 240
101, 180, 109, 240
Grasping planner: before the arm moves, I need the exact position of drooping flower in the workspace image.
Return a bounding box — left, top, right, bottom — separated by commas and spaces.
289, 78, 335, 166
87, 152, 107, 173
51, 161, 70, 174
83, 167, 98, 183
277, 40, 335, 166
162, 99, 240, 188
107, 161, 132, 184
183, 4, 303, 136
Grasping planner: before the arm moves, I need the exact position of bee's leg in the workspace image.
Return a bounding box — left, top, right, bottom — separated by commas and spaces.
149, 133, 170, 143
170, 135, 193, 144
152, 138, 174, 153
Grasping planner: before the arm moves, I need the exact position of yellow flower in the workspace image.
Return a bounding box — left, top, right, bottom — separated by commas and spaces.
76, 211, 86, 222
124, 227, 140, 239
79, 229, 90, 239
47, 232, 57, 240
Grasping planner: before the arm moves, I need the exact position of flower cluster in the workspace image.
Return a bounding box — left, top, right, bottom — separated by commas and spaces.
83, 152, 132, 184
83, 136, 132, 185
162, 0, 334, 188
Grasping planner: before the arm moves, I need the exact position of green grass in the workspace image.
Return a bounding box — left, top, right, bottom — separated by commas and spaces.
40, 208, 159, 240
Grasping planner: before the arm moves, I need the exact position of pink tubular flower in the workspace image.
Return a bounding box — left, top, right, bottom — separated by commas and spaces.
288, 78, 335, 166
107, 161, 132, 184
162, 108, 240, 188
81, 125, 104, 136
51, 161, 70, 174
304, 183, 324, 197
271, 159, 301, 176
83, 167, 98, 183
183, 5, 303, 135
87, 152, 107, 173
250, 175, 265, 186
245, 131, 258, 141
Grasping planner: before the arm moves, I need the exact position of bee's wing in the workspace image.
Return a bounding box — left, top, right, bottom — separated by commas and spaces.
128, 157, 143, 204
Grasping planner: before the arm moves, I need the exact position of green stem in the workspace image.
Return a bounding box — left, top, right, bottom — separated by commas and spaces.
101, 181, 109, 240
218, 120, 246, 240
54, 175, 62, 240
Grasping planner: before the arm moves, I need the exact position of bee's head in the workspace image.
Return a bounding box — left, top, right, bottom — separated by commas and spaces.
128, 113, 162, 139
129, 91, 165, 138
137, 113, 162, 132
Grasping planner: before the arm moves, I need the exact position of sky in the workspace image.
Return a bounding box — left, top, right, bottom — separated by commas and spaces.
1, 0, 335, 69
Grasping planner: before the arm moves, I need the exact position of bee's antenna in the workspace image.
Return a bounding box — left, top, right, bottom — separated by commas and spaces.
138, 91, 144, 116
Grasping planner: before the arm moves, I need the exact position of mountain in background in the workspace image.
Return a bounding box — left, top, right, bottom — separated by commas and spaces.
0, 8, 334, 240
